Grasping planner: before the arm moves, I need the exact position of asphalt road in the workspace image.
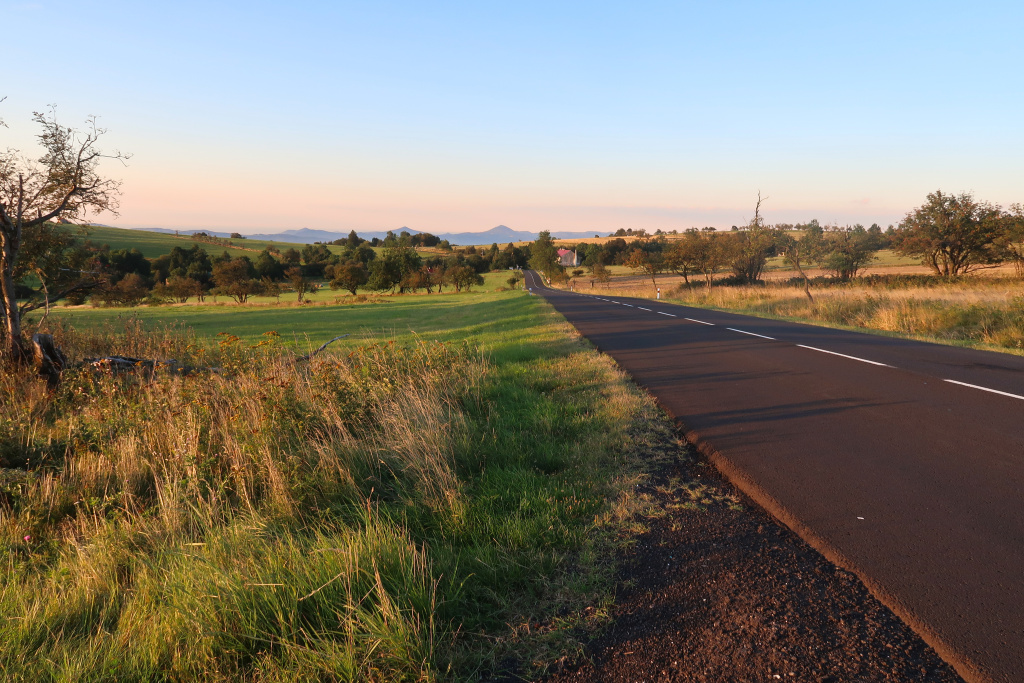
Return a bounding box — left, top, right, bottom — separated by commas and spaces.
524, 271, 1024, 683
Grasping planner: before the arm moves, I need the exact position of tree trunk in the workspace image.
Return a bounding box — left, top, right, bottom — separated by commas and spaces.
791, 257, 814, 303
0, 235, 26, 363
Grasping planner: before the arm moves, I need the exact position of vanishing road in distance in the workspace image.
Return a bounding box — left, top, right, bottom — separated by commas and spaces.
525, 270, 1024, 683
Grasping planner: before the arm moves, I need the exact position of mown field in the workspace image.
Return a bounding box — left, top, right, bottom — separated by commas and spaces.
2, 289, 667, 681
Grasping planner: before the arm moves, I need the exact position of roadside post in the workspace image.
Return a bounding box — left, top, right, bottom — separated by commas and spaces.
657, 287, 661, 300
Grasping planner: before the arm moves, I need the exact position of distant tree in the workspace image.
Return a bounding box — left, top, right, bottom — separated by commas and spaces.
892, 191, 1003, 276
686, 231, 730, 291
212, 258, 263, 303
300, 243, 334, 277
446, 265, 484, 292
164, 275, 203, 303
776, 224, 825, 301
254, 249, 284, 281
994, 203, 1024, 277
866, 223, 888, 249
1, 107, 127, 361
529, 230, 562, 277
820, 225, 877, 281
261, 277, 281, 302
98, 247, 150, 283
728, 193, 778, 284
588, 262, 610, 287
281, 247, 301, 267
346, 229, 363, 247
285, 266, 312, 302
328, 261, 368, 295
624, 248, 664, 286
664, 238, 694, 283
342, 242, 376, 265
506, 272, 523, 290
230, 232, 244, 239
95, 272, 149, 307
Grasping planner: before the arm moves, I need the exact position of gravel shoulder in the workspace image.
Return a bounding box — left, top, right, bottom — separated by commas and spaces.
543, 421, 964, 683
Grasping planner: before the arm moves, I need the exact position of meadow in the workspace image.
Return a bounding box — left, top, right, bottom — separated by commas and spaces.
1, 290, 668, 681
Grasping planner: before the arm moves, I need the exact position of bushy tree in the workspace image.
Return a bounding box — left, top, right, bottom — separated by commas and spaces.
994, 204, 1024, 277
300, 243, 334, 277
820, 225, 876, 281
212, 257, 263, 303
153, 245, 213, 290
446, 265, 484, 292
893, 190, 1002, 276
254, 249, 284, 281
529, 231, 562, 277
327, 261, 368, 295
686, 230, 730, 290
95, 272, 148, 307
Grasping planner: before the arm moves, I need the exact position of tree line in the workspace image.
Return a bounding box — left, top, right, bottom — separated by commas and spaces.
528, 192, 1024, 302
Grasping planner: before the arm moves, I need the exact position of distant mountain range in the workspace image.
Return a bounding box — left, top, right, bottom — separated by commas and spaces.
137, 225, 611, 245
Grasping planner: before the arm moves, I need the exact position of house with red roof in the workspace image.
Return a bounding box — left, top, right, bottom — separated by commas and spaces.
557, 249, 582, 267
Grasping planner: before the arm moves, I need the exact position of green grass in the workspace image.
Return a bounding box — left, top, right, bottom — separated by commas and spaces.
3, 288, 657, 681
45, 273, 526, 344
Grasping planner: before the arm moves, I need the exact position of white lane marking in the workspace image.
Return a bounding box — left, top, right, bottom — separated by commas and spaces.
638, 307, 652, 311
727, 327, 776, 341
943, 379, 1024, 401
796, 344, 894, 368
657, 312, 677, 317
685, 317, 715, 326
623, 304, 635, 307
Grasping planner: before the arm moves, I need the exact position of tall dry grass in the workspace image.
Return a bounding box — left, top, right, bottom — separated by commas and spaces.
0, 305, 664, 681
0, 319, 483, 681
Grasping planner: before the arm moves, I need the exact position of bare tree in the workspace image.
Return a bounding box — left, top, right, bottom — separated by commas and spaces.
0, 105, 128, 362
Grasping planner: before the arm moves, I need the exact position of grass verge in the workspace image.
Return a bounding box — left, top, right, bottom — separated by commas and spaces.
1, 292, 659, 681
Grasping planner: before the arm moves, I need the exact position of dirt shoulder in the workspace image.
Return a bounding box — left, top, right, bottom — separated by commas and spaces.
543, 420, 963, 683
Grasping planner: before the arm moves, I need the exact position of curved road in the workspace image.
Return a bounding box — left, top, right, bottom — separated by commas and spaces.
525, 271, 1024, 683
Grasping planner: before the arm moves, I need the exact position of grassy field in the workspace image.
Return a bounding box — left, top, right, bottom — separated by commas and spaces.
3, 288, 665, 681
81, 225, 342, 259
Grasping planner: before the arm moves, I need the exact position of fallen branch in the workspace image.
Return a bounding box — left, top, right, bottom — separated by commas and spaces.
33, 334, 351, 383
296, 335, 349, 362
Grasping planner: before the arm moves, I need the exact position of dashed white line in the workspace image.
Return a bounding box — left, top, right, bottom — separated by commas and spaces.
796, 345, 893, 368
657, 312, 677, 317
685, 317, 715, 326
943, 379, 1024, 401
623, 304, 635, 307
638, 307, 652, 311
727, 327, 776, 341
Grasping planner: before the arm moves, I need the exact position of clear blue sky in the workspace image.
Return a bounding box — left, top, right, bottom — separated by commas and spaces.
4, 0, 1022, 233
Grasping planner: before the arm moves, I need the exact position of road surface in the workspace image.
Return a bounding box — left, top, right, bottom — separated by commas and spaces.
525, 271, 1024, 683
